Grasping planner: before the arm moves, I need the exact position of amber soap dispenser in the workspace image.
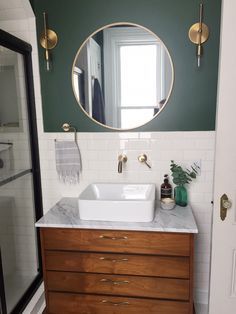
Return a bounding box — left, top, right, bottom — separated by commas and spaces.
161, 174, 172, 199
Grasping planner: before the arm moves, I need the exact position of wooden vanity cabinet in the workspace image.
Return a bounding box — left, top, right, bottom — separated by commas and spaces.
40, 228, 194, 314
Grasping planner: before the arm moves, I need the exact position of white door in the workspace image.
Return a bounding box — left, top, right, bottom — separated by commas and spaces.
89, 38, 102, 84
209, 0, 236, 313
86, 38, 102, 115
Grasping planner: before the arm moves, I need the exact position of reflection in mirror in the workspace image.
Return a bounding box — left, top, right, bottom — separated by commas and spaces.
72, 23, 173, 130
0, 46, 24, 132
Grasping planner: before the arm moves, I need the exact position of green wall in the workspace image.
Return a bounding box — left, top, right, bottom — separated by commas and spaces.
32, 0, 221, 132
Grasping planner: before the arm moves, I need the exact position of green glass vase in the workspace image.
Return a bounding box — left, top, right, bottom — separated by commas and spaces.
174, 185, 187, 207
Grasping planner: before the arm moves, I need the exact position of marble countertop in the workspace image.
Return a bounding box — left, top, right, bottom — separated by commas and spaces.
36, 198, 198, 233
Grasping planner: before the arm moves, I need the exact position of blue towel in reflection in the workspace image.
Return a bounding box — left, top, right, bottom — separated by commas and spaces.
92, 78, 106, 124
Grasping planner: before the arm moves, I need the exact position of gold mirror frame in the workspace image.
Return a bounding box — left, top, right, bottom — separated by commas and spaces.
72, 22, 174, 131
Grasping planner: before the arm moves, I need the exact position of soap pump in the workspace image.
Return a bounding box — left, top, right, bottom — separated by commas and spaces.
160, 174, 172, 199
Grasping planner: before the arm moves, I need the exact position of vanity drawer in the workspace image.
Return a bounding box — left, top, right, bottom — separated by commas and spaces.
45, 251, 190, 279
41, 228, 191, 256
48, 292, 190, 314
47, 271, 189, 300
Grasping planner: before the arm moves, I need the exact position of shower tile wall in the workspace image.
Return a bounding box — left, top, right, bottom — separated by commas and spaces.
0, 7, 215, 306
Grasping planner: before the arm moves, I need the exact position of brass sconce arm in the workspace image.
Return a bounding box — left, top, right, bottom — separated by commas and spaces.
189, 3, 209, 67
39, 12, 58, 71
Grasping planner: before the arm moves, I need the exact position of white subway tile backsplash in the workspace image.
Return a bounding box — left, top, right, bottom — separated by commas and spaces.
183, 150, 207, 160
127, 139, 151, 150
205, 150, 215, 161
150, 138, 174, 150
205, 171, 214, 182
118, 132, 139, 139
196, 138, 215, 150
183, 131, 213, 139
159, 150, 184, 161
87, 139, 109, 150
172, 138, 197, 150
191, 183, 214, 194
190, 192, 207, 203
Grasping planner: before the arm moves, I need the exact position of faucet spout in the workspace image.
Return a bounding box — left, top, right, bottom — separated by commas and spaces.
118, 154, 127, 173
118, 160, 122, 173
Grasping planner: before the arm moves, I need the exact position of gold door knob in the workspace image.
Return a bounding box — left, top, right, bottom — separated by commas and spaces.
220, 194, 232, 221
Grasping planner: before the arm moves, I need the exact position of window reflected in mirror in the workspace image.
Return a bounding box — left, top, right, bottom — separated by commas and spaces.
72, 23, 174, 130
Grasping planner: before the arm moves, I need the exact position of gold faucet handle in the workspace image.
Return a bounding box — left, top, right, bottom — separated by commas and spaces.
138, 154, 151, 168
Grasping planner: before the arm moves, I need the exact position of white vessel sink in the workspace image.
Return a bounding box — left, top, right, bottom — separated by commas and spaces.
78, 183, 156, 222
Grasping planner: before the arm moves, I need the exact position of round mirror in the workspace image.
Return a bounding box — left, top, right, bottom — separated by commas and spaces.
72, 22, 174, 130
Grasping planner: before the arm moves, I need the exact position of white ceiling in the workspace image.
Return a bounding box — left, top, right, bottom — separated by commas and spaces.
0, 0, 33, 21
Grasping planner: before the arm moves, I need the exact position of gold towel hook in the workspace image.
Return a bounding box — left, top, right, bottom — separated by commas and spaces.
61, 123, 77, 142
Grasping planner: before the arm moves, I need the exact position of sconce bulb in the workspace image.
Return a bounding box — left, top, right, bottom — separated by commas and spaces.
196, 44, 203, 68
46, 60, 50, 71
44, 49, 51, 71
197, 56, 201, 68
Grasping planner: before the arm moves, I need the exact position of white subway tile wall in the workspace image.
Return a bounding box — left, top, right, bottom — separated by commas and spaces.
0, 6, 215, 307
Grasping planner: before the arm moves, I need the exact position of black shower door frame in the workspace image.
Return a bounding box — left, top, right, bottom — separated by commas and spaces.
0, 29, 43, 314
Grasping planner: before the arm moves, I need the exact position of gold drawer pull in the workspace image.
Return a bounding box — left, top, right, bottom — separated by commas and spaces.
100, 278, 130, 285
99, 235, 128, 240
101, 300, 130, 306
99, 257, 128, 263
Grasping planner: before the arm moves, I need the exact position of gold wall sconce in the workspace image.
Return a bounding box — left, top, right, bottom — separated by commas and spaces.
39, 12, 58, 71
188, 3, 209, 67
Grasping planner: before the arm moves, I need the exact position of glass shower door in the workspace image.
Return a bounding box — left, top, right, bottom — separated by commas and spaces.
0, 175, 40, 313
0, 30, 43, 314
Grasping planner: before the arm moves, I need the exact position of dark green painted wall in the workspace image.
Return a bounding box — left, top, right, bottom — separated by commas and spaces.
32, 0, 221, 132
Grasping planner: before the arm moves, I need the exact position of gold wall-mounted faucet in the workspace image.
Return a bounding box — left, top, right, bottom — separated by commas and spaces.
138, 154, 151, 168
118, 154, 127, 173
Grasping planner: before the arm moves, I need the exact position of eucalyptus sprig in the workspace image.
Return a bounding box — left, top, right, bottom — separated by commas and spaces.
170, 160, 199, 186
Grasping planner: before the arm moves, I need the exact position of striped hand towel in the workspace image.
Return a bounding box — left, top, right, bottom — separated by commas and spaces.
55, 140, 82, 184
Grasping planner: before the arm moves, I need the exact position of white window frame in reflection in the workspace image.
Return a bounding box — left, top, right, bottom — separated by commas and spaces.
104, 27, 166, 129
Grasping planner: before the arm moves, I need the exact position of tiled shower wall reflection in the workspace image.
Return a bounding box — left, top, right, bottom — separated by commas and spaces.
0, 175, 38, 277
